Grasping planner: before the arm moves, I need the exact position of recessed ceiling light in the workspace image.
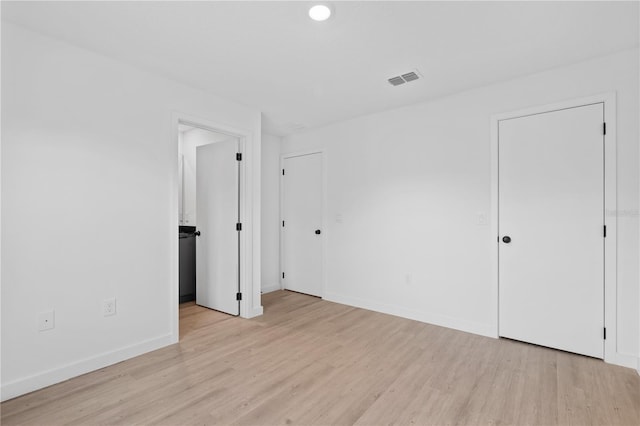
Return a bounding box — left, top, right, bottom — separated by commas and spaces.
309, 5, 331, 21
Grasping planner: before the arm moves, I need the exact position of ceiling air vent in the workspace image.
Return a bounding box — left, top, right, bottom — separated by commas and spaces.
388, 76, 405, 86
283, 122, 307, 133
402, 72, 419, 82
387, 70, 422, 86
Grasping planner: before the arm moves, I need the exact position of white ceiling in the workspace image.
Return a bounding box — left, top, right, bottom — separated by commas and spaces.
3, 1, 638, 135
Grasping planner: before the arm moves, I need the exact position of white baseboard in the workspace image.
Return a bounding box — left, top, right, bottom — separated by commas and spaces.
1, 333, 174, 402
247, 305, 264, 318
323, 291, 495, 338
324, 292, 638, 371
261, 283, 282, 294
604, 350, 639, 370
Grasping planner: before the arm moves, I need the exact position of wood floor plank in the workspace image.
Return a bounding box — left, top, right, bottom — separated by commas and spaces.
2, 290, 638, 425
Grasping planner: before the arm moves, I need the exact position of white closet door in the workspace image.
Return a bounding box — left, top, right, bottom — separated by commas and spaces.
499, 103, 604, 358
282, 153, 323, 297
196, 140, 239, 315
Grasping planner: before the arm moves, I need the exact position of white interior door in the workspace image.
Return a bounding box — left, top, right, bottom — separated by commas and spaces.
498, 103, 604, 358
282, 153, 323, 297
196, 140, 239, 315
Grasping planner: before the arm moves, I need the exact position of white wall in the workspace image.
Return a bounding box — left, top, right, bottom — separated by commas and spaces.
261, 133, 282, 293
282, 48, 639, 367
1, 23, 262, 400
179, 128, 236, 226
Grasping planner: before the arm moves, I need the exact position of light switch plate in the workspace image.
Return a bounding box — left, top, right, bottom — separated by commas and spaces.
477, 211, 488, 226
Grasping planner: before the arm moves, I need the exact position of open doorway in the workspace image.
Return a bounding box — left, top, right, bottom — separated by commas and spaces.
178, 124, 242, 325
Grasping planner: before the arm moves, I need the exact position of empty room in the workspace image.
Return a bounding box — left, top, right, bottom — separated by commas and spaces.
1, 1, 639, 425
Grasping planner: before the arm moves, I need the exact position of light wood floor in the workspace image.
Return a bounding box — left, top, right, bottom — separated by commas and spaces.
2, 290, 639, 425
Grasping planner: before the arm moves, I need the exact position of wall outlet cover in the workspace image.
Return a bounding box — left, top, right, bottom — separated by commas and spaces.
38, 310, 55, 331
103, 298, 117, 317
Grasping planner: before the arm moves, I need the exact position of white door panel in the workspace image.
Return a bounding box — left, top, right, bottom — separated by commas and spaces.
282, 153, 323, 297
499, 103, 604, 358
196, 140, 239, 315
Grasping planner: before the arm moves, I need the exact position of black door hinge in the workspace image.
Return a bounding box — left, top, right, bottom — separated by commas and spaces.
603, 327, 607, 340
603, 225, 607, 238
236, 153, 242, 161
282, 272, 285, 279
603, 122, 606, 135
236, 292, 242, 301
282, 220, 285, 227
282, 169, 285, 175
236, 223, 242, 231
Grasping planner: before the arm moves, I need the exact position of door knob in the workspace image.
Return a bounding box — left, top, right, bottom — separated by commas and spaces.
502, 236, 511, 243
315, 229, 321, 235
194, 230, 201, 236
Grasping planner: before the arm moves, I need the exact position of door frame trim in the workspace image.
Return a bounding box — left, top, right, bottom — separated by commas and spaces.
490, 92, 633, 368
279, 150, 327, 298
171, 112, 260, 342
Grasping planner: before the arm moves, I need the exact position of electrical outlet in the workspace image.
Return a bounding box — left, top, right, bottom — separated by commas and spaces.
103, 298, 116, 317
38, 310, 55, 331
